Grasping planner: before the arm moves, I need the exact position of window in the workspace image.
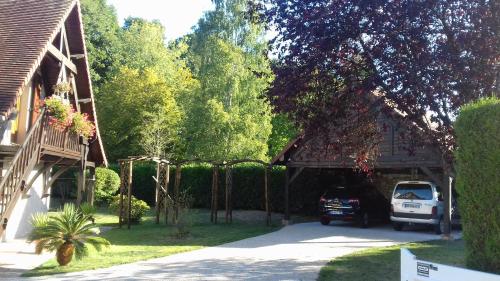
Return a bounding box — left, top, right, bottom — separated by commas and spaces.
393, 183, 433, 200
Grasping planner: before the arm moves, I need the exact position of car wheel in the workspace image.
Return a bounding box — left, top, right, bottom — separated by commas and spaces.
434, 217, 444, 235
360, 213, 369, 228
320, 217, 330, 225
393, 222, 403, 231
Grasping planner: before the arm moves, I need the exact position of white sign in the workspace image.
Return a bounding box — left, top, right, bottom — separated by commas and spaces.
401, 248, 500, 281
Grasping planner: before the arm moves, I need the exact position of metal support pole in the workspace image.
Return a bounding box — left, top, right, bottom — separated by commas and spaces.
443, 175, 453, 239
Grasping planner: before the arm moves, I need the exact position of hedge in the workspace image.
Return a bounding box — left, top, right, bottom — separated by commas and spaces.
108, 163, 339, 215
455, 97, 500, 273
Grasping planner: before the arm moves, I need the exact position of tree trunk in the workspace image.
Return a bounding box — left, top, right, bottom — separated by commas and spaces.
56, 242, 74, 266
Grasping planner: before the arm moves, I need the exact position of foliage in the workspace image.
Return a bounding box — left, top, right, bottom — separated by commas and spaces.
44, 95, 96, 138
454, 97, 500, 273
70, 112, 95, 138
267, 114, 299, 158
184, 0, 274, 161
265, 0, 500, 168
110, 162, 348, 216
28, 204, 110, 265
80, 0, 122, 90
44, 96, 73, 129
97, 67, 184, 161
94, 167, 120, 204
140, 104, 182, 159
109, 195, 150, 223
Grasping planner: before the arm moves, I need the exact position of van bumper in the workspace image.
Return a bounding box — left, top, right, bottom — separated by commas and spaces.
390, 216, 439, 225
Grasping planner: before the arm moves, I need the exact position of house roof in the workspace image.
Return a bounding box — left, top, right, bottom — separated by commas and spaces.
0, 0, 107, 166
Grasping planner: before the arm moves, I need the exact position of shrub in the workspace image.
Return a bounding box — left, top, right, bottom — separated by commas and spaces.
109, 195, 150, 223
455, 97, 500, 273
95, 167, 120, 204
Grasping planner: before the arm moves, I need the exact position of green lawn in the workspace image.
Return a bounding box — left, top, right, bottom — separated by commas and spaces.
24, 209, 281, 277
318, 239, 466, 281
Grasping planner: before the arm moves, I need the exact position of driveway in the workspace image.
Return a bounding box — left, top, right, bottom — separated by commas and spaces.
28, 222, 458, 281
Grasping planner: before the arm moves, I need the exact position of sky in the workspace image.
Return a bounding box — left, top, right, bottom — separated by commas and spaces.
107, 0, 214, 41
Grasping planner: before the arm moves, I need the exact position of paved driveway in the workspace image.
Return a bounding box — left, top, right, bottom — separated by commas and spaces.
29, 222, 457, 281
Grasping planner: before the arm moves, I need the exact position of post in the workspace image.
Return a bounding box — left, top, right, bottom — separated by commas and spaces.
118, 161, 125, 228
283, 166, 290, 224
442, 175, 452, 239
225, 165, 231, 223
211, 167, 215, 223
155, 162, 160, 224
164, 164, 170, 225
127, 161, 133, 229
265, 166, 271, 226
174, 164, 181, 224
213, 165, 219, 224
76, 167, 85, 207
86, 166, 95, 206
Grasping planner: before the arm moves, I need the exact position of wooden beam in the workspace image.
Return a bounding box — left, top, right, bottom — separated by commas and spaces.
419, 166, 444, 187
289, 167, 304, 184
47, 44, 77, 74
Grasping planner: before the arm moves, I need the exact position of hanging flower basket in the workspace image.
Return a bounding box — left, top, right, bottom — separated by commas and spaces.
43, 83, 95, 138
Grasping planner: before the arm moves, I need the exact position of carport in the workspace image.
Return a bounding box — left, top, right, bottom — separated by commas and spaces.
272, 113, 454, 237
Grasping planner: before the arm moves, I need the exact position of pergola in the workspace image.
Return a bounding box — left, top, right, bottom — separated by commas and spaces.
117, 156, 272, 229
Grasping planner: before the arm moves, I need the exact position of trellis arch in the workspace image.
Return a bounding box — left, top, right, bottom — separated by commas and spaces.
117, 156, 273, 229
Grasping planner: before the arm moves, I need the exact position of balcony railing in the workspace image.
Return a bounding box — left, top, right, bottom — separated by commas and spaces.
40, 116, 82, 159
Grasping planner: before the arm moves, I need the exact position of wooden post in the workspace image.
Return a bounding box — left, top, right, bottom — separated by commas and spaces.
215, 166, 219, 224
210, 166, 215, 223
265, 166, 271, 226
118, 161, 125, 228
225, 165, 232, 223
127, 161, 133, 229
86, 166, 95, 206
76, 167, 85, 207
174, 164, 181, 224
164, 164, 170, 225
443, 175, 452, 238
155, 162, 160, 224
284, 166, 290, 224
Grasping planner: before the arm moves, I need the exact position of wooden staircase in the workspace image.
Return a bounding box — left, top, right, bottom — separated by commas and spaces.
0, 110, 46, 238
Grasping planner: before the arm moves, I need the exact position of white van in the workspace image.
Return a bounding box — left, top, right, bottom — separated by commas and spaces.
390, 181, 445, 234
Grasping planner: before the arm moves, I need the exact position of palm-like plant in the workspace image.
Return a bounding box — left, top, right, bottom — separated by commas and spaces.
28, 203, 110, 266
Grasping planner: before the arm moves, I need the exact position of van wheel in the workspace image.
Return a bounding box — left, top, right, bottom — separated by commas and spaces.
393, 222, 403, 231
360, 213, 369, 228
320, 217, 330, 225
434, 217, 444, 235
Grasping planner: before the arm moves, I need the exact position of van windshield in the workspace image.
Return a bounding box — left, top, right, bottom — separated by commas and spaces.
393, 184, 433, 200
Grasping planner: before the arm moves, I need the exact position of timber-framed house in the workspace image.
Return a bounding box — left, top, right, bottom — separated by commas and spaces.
0, 0, 106, 240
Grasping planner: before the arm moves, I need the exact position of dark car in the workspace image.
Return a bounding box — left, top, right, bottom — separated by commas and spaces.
319, 185, 390, 228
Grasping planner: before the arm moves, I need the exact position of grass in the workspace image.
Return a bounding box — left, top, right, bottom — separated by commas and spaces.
318, 239, 466, 281
24, 209, 281, 277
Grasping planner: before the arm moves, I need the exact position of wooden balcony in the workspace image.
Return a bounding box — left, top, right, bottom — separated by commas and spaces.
39, 118, 82, 161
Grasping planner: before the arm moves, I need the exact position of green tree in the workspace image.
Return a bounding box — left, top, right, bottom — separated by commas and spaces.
267, 114, 299, 158
185, 0, 273, 161
97, 67, 182, 161
80, 0, 122, 90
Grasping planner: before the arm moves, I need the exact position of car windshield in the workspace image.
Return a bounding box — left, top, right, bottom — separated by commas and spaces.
324, 186, 354, 198
393, 184, 433, 200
